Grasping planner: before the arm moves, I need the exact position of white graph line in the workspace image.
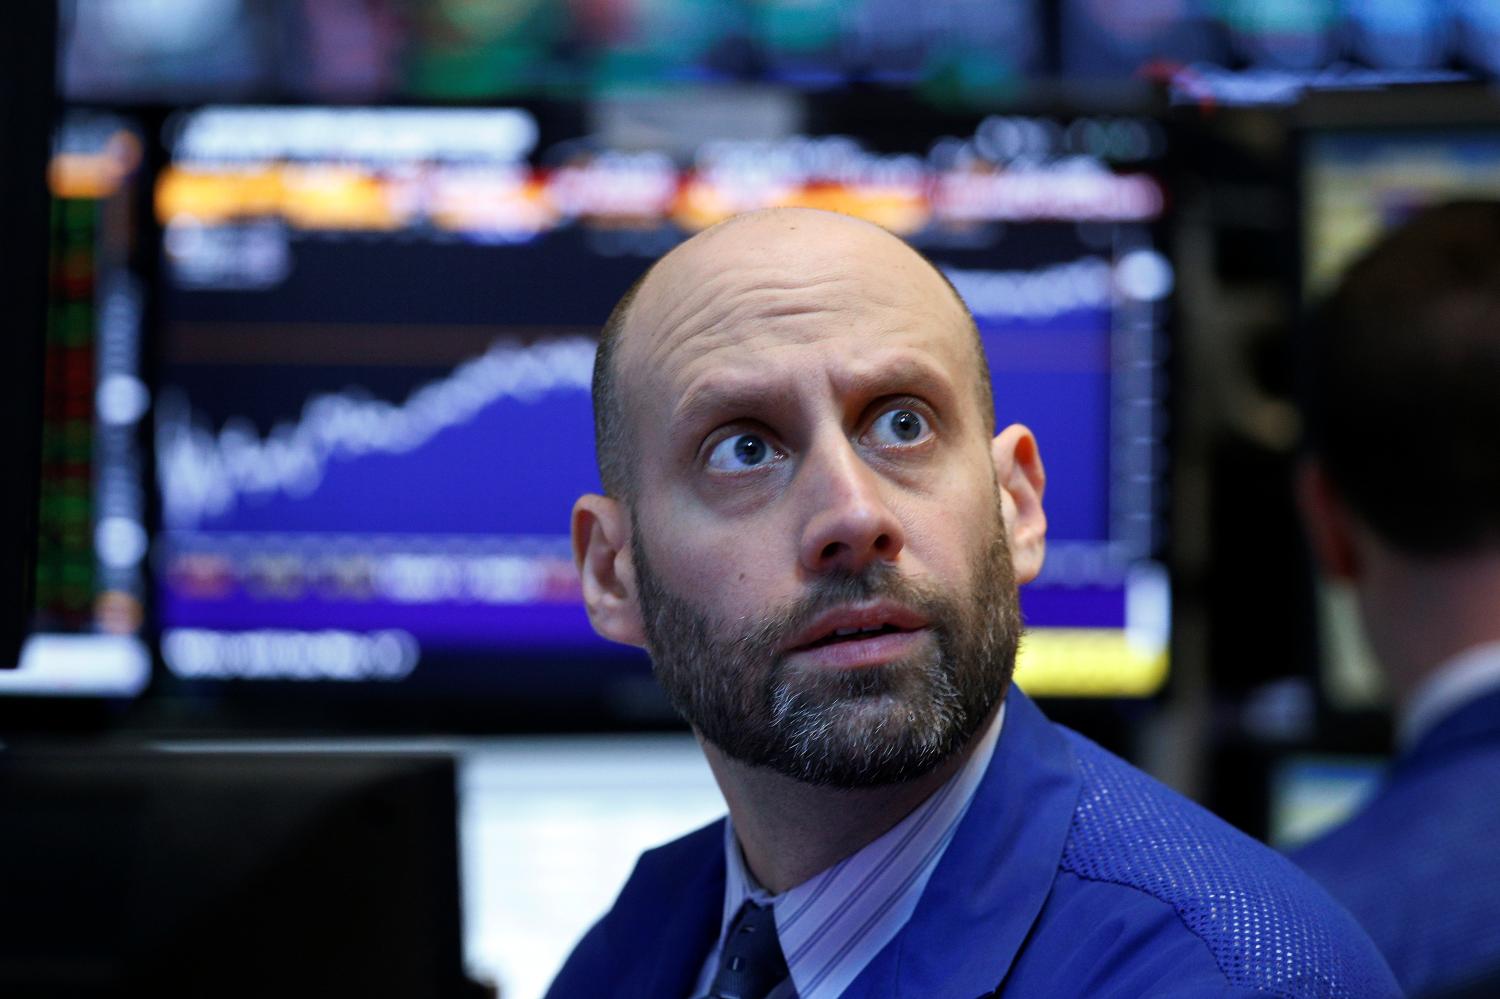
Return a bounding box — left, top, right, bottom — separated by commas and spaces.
158, 336, 596, 529
940, 258, 1114, 320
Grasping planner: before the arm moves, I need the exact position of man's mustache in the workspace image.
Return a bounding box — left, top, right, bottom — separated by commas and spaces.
735, 564, 943, 656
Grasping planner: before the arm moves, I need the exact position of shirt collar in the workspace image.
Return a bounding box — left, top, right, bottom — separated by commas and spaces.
703, 700, 1006, 999
1400, 640, 1500, 750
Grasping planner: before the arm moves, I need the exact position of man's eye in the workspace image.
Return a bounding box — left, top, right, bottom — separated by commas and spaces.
868, 407, 930, 446
706, 433, 777, 471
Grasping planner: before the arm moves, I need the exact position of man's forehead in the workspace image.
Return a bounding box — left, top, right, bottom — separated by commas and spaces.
639, 207, 932, 302
616, 209, 970, 387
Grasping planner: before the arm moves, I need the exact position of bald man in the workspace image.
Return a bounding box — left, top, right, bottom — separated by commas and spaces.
548, 209, 1397, 999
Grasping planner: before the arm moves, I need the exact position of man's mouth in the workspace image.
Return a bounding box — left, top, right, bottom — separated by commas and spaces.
796, 623, 912, 651
783, 602, 931, 666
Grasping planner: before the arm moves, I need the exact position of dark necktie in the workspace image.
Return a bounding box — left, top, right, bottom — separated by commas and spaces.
705, 901, 792, 999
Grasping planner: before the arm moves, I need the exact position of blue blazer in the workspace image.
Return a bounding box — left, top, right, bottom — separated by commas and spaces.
548, 690, 1398, 998
1294, 687, 1500, 997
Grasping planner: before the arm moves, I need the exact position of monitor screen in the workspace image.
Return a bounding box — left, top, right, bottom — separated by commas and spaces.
57, 0, 1044, 102
1267, 752, 1385, 850
60, 0, 280, 102
1, 112, 152, 699
1302, 126, 1500, 298
145, 103, 1173, 724
460, 733, 724, 996
1062, 0, 1499, 76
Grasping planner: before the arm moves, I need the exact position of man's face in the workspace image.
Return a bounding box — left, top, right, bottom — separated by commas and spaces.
632, 499, 1019, 786
609, 210, 1030, 786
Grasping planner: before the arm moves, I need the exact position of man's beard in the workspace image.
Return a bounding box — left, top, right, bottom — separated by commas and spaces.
631, 499, 1022, 788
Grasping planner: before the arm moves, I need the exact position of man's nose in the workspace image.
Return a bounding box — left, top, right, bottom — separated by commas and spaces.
796, 437, 906, 576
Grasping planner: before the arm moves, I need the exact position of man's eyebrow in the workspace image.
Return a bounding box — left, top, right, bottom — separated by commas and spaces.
831, 352, 957, 406
671, 377, 800, 436
670, 350, 962, 436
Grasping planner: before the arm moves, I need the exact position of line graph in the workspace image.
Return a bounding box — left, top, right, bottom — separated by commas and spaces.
158, 335, 596, 531
941, 257, 1112, 321
152, 246, 1165, 674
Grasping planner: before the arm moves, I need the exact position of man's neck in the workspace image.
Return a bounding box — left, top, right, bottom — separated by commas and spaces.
1357, 545, 1500, 710
698, 705, 1000, 895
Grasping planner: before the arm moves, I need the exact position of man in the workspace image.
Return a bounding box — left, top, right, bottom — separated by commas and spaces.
551, 208, 1397, 998
1292, 201, 1500, 997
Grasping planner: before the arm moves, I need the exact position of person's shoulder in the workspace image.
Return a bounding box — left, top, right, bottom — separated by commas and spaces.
1291, 735, 1500, 997
1294, 718, 1500, 890
1054, 730, 1400, 999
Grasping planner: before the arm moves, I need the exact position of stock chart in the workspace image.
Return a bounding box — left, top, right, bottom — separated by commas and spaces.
150, 106, 1172, 704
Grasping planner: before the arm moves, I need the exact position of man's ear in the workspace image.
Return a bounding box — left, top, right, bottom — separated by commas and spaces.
1295, 458, 1361, 581
571, 493, 648, 647
992, 424, 1047, 584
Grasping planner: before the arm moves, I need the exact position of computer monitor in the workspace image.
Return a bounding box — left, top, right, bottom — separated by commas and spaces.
0, 750, 477, 997
137, 100, 1173, 730
54, 0, 1044, 101
1059, 3, 1493, 108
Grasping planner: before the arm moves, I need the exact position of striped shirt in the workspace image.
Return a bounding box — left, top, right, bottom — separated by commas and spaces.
693, 702, 1005, 999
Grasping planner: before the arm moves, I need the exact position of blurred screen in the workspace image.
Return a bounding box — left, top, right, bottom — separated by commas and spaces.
1268, 753, 1384, 850
2, 113, 151, 698
58, 0, 1043, 102
1060, 0, 1492, 108
1302, 127, 1500, 297
1060, 0, 1226, 79
58, 0, 1500, 112
60, 0, 279, 101
148, 104, 1173, 714
459, 735, 722, 997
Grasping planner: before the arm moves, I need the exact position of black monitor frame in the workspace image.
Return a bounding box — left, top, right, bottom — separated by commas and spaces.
0, 1, 57, 668
0, 749, 481, 997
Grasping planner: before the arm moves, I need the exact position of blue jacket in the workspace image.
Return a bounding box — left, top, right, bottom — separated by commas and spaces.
548, 691, 1398, 998
1294, 687, 1500, 997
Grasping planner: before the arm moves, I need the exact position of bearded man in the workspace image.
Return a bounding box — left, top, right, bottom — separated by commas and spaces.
548, 208, 1397, 999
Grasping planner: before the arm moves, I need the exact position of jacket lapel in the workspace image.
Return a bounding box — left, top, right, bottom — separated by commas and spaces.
854, 688, 1080, 999
612, 821, 727, 999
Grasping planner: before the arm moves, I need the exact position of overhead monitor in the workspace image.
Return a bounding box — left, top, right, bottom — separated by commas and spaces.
143, 102, 1173, 728
57, 0, 1044, 102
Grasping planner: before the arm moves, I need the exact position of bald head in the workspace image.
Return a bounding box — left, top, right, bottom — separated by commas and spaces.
591, 208, 993, 496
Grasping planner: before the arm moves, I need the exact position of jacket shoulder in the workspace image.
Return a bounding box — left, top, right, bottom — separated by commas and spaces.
1292, 739, 1500, 996
627, 816, 725, 885
545, 818, 725, 999
583, 815, 725, 933
1057, 732, 1399, 999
